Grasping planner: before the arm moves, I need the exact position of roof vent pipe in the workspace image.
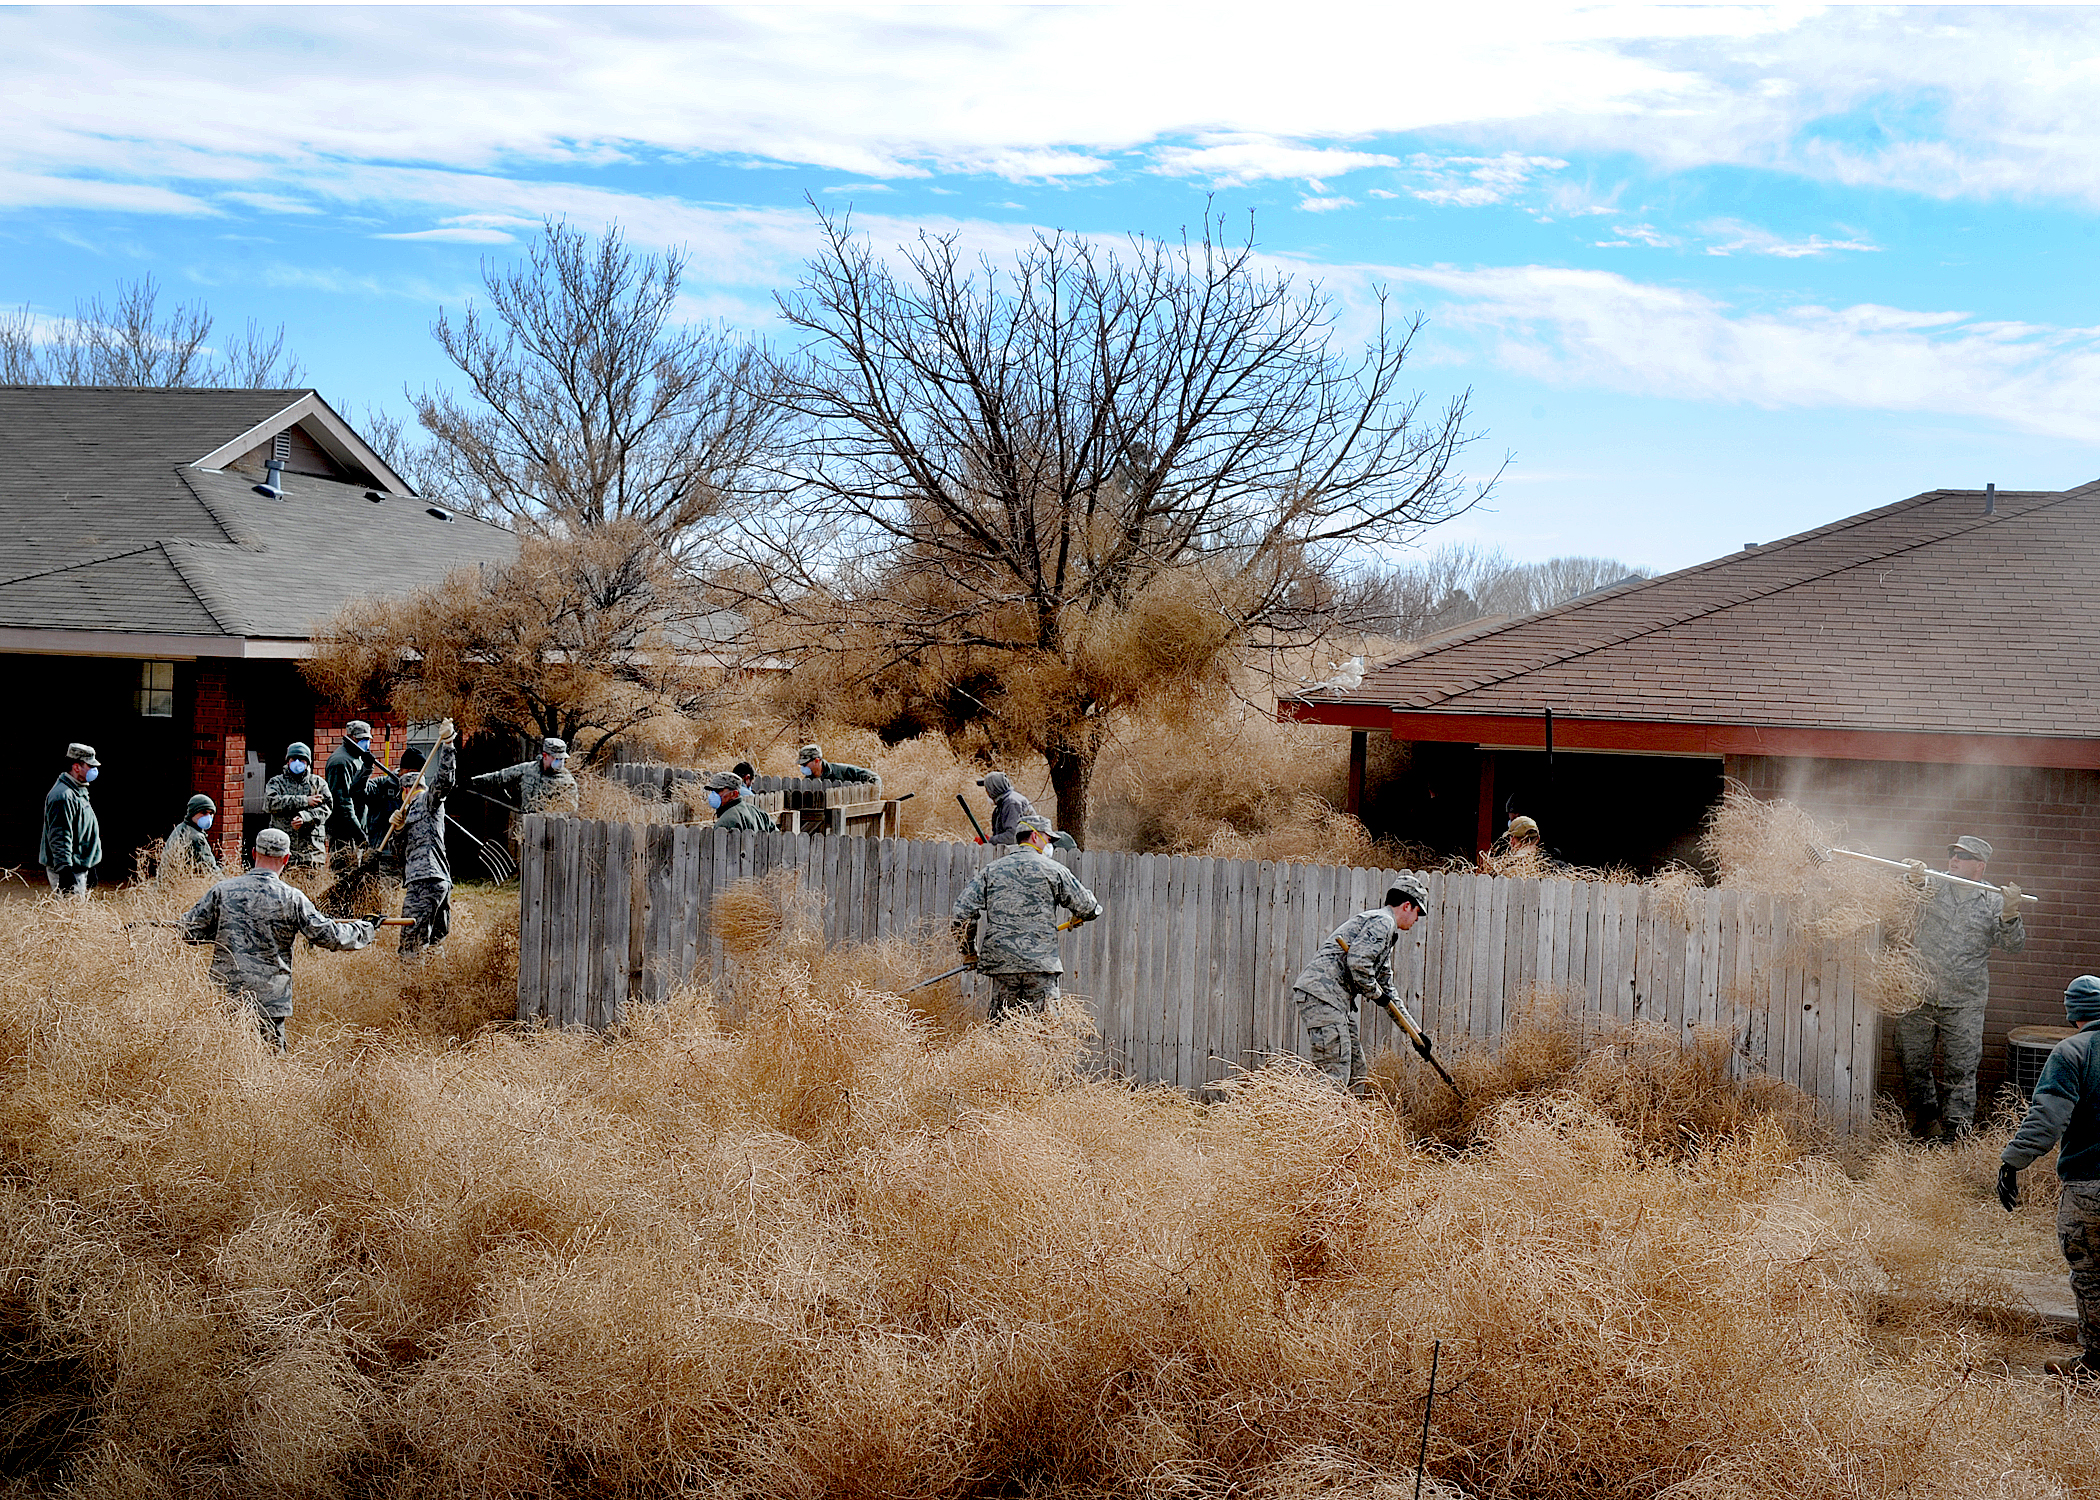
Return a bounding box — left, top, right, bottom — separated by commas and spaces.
1984, 482, 1996, 516
253, 458, 285, 500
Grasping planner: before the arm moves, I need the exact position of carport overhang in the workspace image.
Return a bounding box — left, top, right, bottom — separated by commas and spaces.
1278, 700, 2100, 772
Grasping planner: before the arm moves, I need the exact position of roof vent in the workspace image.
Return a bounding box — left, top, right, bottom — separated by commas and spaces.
425, 505, 453, 523
252, 433, 292, 500
1985, 482, 1996, 516
365, 490, 387, 503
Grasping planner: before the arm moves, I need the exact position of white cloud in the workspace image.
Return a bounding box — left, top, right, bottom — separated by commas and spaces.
1298, 196, 1355, 214
1404, 153, 1569, 208
1151, 136, 1400, 187
1597, 222, 1675, 249
372, 227, 519, 244
1698, 219, 1879, 258
0, 171, 210, 214
819, 182, 895, 195
1378, 263, 2100, 441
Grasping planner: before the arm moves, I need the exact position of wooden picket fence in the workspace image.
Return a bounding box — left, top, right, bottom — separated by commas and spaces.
516, 816, 1880, 1132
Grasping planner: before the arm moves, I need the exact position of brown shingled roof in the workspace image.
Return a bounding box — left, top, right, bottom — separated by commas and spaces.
1289, 481, 2100, 743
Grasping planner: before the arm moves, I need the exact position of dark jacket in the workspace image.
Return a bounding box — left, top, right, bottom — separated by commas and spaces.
2004, 1021, 2100, 1182
714, 795, 778, 833
988, 788, 1037, 845
39, 772, 101, 874
324, 741, 379, 844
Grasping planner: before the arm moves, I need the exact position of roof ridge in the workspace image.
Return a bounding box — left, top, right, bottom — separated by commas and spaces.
175, 465, 267, 550
157, 540, 239, 635
0, 542, 164, 590
1362, 487, 2086, 709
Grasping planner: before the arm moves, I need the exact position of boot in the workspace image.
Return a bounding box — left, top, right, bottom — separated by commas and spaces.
2043, 1352, 2100, 1380
1910, 1101, 1942, 1140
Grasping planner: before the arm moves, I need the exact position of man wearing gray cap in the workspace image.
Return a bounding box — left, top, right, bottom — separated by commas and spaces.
1290, 876, 1431, 1093
704, 770, 777, 833
1897, 834, 2027, 1140
39, 742, 103, 897
161, 794, 221, 879
181, 826, 379, 1052
797, 744, 878, 785
473, 736, 579, 816
951, 813, 1101, 1023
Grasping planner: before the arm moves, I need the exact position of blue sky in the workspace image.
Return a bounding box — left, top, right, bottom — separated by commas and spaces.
9, 3, 2100, 571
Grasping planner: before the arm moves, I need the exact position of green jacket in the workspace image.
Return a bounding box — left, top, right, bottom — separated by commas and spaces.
161, 819, 220, 878
713, 796, 778, 833
39, 772, 101, 874
809, 761, 878, 785
264, 771, 332, 865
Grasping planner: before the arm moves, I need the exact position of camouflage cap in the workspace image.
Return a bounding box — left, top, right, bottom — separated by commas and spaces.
1016, 813, 1054, 838
1506, 815, 1540, 840
344, 720, 372, 740
541, 738, 567, 757
1949, 835, 1993, 861
703, 771, 744, 791
1386, 873, 1430, 911
254, 827, 292, 857
797, 744, 823, 764
185, 793, 216, 816
64, 741, 99, 766
285, 741, 313, 762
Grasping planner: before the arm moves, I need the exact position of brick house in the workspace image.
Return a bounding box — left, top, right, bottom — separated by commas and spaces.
0, 386, 516, 878
1282, 481, 2100, 1097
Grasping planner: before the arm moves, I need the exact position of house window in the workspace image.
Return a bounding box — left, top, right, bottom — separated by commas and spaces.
135, 661, 174, 718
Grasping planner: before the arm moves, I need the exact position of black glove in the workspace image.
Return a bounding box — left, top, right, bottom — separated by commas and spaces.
1081, 907, 1101, 923
1997, 1164, 2021, 1213
1413, 1033, 1436, 1061
358, 912, 386, 928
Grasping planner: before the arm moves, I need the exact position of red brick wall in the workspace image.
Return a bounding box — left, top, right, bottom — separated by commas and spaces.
191, 665, 246, 864
312, 713, 407, 774
1726, 754, 2100, 1099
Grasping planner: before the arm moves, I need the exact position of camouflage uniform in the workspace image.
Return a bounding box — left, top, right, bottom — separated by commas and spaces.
1291, 908, 1406, 1091
182, 866, 377, 1049
264, 748, 332, 868
2002, 992, 2100, 1366
713, 795, 778, 833
951, 845, 1100, 1023
397, 742, 456, 955
161, 814, 220, 878
1896, 882, 2025, 1131
474, 757, 578, 815
39, 763, 101, 895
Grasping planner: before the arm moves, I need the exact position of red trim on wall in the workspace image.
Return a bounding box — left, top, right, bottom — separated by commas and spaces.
1275, 702, 2100, 770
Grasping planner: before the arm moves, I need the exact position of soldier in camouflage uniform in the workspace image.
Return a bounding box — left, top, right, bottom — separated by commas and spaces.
1998, 975, 2100, 1381
395, 725, 456, 955
161, 794, 220, 879
473, 737, 579, 815
1290, 875, 1431, 1092
705, 771, 778, 833
182, 826, 378, 1051
797, 744, 879, 785
264, 741, 332, 872
951, 813, 1101, 1023
1895, 835, 2026, 1139
39, 742, 103, 897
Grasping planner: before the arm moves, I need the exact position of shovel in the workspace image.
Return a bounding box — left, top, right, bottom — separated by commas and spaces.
907, 914, 1089, 992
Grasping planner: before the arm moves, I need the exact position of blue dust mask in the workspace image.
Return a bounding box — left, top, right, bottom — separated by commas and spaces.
705, 790, 723, 810
353, 737, 371, 753
287, 759, 308, 776
196, 814, 213, 832
547, 756, 566, 773
83, 766, 99, 783
799, 763, 813, 777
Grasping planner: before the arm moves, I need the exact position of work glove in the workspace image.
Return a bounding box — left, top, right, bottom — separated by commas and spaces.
2000, 883, 2024, 921
358, 912, 385, 928
1081, 906, 1101, 923
438, 717, 455, 741
1997, 1164, 2021, 1213
1904, 859, 1930, 888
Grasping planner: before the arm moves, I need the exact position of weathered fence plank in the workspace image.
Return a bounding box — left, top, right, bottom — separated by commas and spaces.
516, 820, 1883, 1130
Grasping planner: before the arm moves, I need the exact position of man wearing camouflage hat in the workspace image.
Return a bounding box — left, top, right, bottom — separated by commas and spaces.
264, 741, 332, 876
1290, 876, 1431, 1093
951, 813, 1101, 1023
797, 744, 878, 784
181, 826, 379, 1052
394, 722, 456, 956
39, 742, 103, 897
1896, 834, 2027, 1140
161, 794, 220, 879
704, 770, 778, 833
473, 737, 579, 816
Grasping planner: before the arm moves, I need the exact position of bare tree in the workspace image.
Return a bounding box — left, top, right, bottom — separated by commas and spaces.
738, 211, 1492, 845
409, 220, 785, 549
1345, 546, 1653, 639
303, 523, 724, 761
0, 275, 304, 387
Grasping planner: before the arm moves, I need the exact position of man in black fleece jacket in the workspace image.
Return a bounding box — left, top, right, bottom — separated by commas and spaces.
2000, 974, 2100, 1380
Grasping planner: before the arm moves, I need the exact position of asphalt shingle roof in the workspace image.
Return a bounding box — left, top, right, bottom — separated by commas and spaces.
0, 386, 517, 642
1302, 483, 2100, 741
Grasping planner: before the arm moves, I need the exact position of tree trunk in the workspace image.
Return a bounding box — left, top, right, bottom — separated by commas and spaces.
1045, 718, 1107, 848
